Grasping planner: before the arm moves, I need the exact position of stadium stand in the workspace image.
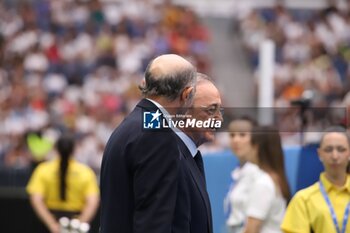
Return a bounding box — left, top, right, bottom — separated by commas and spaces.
0, 0, 211, 174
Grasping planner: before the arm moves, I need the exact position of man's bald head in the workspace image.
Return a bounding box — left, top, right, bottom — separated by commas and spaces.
149, 54, 194, 78
140, 54, 196, 101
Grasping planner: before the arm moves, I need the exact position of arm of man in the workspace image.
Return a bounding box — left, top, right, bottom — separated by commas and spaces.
29, 194, 60, 233
131, 131, 180, 233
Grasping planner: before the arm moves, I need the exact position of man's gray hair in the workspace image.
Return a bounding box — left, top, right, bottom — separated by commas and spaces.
139, 60, 196, 101
196, 72, 213, 83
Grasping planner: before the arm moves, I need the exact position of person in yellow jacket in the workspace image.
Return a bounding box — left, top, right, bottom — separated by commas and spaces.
27, 133, 100, 233
281, 126, 350, 233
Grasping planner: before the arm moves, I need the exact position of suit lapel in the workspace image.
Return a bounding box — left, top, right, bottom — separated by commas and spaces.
177, 140, 212, 232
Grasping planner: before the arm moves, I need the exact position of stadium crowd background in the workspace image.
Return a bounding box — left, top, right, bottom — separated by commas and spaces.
1, 0, 350, 232
3, 0, 348, 171
0, 0, 210, 174
232, 0, 350, 144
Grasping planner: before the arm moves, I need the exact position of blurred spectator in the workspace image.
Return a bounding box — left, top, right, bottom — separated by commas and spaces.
281, 126, 350, 233
224, 117, 260, 233
4, 135, 31, 169
27, 133, 100, 233
245, 126, 290, 233
224, 119, 291, 233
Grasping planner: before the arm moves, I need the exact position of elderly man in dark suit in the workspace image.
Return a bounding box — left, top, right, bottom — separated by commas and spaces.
100, 54, 196, 233
174, 73, 223, 233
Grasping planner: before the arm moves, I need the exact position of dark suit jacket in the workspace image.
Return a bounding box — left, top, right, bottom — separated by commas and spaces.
173, 137, 213, 233
100, 98, 212, 233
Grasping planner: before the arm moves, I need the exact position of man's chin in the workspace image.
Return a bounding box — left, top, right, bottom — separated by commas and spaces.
203, 131, 215, 143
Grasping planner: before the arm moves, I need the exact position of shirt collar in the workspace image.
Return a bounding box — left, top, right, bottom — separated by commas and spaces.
147, 98, 197, 158
175, 129, 197, 158
232, 162, 258, 180
320, 172, 350, 193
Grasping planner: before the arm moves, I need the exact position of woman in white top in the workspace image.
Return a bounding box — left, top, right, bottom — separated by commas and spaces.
244, 126, 291, 233
225, 123, 291, 233
225, 117, 261, 233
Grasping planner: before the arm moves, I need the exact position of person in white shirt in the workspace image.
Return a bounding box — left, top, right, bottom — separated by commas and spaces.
244, 126, 291, 233
225, 122, 291, 233
224, 117, 260, 233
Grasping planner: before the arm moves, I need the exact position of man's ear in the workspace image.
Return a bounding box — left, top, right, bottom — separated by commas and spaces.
182, 86, 194, 102
140, 78, 145, 87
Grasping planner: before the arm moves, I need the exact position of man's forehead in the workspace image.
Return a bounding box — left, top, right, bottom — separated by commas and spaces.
195, 87, 221, 103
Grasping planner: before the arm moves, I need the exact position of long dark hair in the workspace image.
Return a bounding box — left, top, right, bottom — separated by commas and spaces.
56, 133, 75, 201
251, 126, 291, 201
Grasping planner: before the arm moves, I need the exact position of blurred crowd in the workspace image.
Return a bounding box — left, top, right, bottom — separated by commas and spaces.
236, 1, 350, 137
0, 0, 211, 174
